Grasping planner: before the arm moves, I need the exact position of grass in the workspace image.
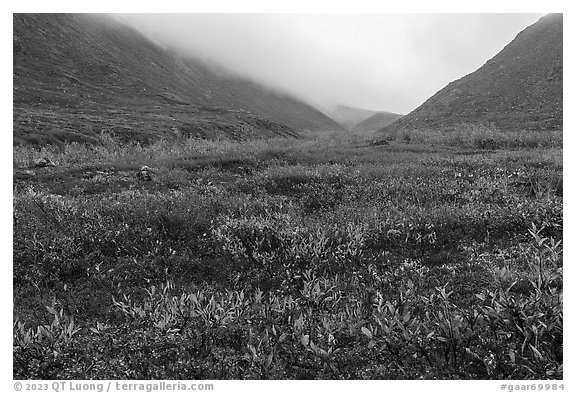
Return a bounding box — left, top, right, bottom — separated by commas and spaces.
13, 127, 562, 379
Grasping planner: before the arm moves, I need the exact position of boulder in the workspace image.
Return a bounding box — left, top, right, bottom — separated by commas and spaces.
137, 165, 154, 181
33, 157, 56, 168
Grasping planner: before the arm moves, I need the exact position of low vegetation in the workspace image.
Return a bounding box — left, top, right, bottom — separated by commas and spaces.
380, 123, 563, 150
13, 127, 562, 379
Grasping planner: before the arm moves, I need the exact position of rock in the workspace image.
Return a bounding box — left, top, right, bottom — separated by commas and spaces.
137, 165, 154, 181
33, 157, 56, 167
370, 139, 389, 146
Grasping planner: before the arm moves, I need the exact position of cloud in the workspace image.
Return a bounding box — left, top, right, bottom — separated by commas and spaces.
114, 13, 545, 114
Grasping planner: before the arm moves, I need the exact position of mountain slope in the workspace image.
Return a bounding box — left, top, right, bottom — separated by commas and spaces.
13, 13, 341, 145
353, 111, 402, 132
382, 13, 562, 133
170, 56, 343, 132
323, 105, 380, 130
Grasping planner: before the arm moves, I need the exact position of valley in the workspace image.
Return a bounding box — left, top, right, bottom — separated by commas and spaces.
13, 13, 563, 381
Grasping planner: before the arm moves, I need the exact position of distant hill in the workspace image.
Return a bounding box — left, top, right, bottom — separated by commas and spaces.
353, 111, 402, 132
13, 14, 342, 145
323, 105, 380, 130
382, 13, 562, 133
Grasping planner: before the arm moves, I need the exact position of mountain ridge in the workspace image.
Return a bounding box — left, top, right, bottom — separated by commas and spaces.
381, 13, 562, 133
13, 13, 342, 145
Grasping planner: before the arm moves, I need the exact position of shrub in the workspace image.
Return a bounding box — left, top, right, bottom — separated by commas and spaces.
13, 132, 562, 379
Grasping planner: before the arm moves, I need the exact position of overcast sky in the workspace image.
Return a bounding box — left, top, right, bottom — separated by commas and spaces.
115, 13, 545, 114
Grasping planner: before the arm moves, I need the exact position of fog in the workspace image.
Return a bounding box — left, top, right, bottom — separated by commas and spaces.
115, 13, 545, 115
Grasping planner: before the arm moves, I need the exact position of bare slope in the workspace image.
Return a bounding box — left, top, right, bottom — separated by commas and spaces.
382, 14, 562, 133
353, 111, 402, 132
13, 14, 340, 145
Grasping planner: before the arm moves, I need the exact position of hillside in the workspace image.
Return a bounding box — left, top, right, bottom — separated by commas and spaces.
353, 111, 402, 132
13, 14, 341, 145
382, 13, 563, 133
323, 105, 380, 130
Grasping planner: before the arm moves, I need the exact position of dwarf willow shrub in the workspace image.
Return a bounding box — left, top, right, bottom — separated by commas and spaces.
14, 131, 562, 379
211, 212, 369, 288
14, 300, 82, 379
475, 227, 563, 378
13, 186, 235, 289
15, 226, 559, 379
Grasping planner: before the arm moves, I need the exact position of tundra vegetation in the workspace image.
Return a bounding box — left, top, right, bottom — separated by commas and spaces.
13, 125, 562, 379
